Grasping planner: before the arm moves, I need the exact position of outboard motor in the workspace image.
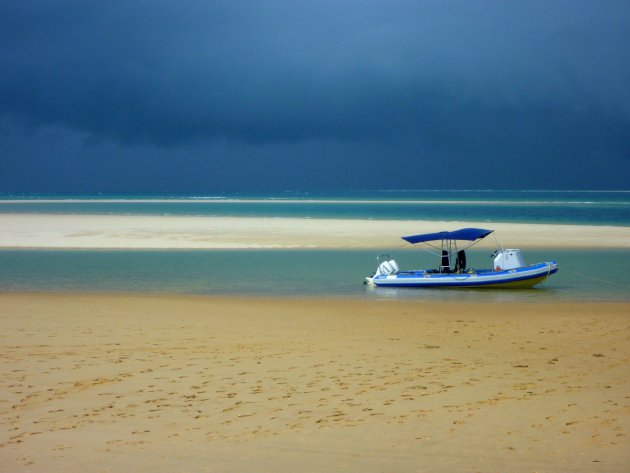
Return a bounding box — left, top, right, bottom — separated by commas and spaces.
377, 259, 399, 276
493, 249, 526, 271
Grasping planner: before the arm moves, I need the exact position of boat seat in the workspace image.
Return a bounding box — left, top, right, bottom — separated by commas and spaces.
454, 250, 467, 273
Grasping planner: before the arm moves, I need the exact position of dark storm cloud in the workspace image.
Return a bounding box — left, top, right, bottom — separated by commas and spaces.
1, 0, 629, 190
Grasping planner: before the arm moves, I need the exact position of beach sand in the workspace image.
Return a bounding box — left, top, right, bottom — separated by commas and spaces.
1, 293, 628, 472
1, 213, 629, 249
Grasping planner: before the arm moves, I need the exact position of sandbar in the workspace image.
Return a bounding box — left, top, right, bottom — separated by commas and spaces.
1, 293, 629, 472
1, 213, 628, 249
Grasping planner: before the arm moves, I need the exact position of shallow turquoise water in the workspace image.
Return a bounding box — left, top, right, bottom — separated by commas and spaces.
1, 249, 628, 302
2, 191, 628, 301
1, 190, 629, 225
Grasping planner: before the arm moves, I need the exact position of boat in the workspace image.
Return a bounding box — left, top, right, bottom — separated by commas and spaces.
365, 228, 558, 288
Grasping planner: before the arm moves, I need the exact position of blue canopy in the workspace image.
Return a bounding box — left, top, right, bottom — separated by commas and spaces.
402, 228, 494, 244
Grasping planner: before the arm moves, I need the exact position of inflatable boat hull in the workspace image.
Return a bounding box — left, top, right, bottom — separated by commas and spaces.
366, 261, 558, 288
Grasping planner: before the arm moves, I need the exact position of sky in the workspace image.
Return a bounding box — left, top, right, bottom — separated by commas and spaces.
1, 0, 629, 193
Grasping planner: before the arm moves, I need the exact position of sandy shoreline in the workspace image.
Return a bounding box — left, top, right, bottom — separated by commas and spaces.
1, 213, 628, 249
1, 293, 629, 472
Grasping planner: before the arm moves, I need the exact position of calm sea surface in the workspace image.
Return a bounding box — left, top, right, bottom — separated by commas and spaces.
1, 249, 628, 302
1, 190, 629, 225
1, 191, 628, 301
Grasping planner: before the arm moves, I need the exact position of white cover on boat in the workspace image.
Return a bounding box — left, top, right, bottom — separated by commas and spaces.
493, 249, 526, 270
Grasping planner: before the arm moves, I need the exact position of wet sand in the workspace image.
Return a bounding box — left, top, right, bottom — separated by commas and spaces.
1, 213, 629, 249
1, 293, 628, 472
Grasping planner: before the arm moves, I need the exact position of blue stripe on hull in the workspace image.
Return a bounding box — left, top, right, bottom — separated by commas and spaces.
371, 263, 558, 288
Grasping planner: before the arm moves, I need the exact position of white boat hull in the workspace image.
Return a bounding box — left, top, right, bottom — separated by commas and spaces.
366, 261, 558, 288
